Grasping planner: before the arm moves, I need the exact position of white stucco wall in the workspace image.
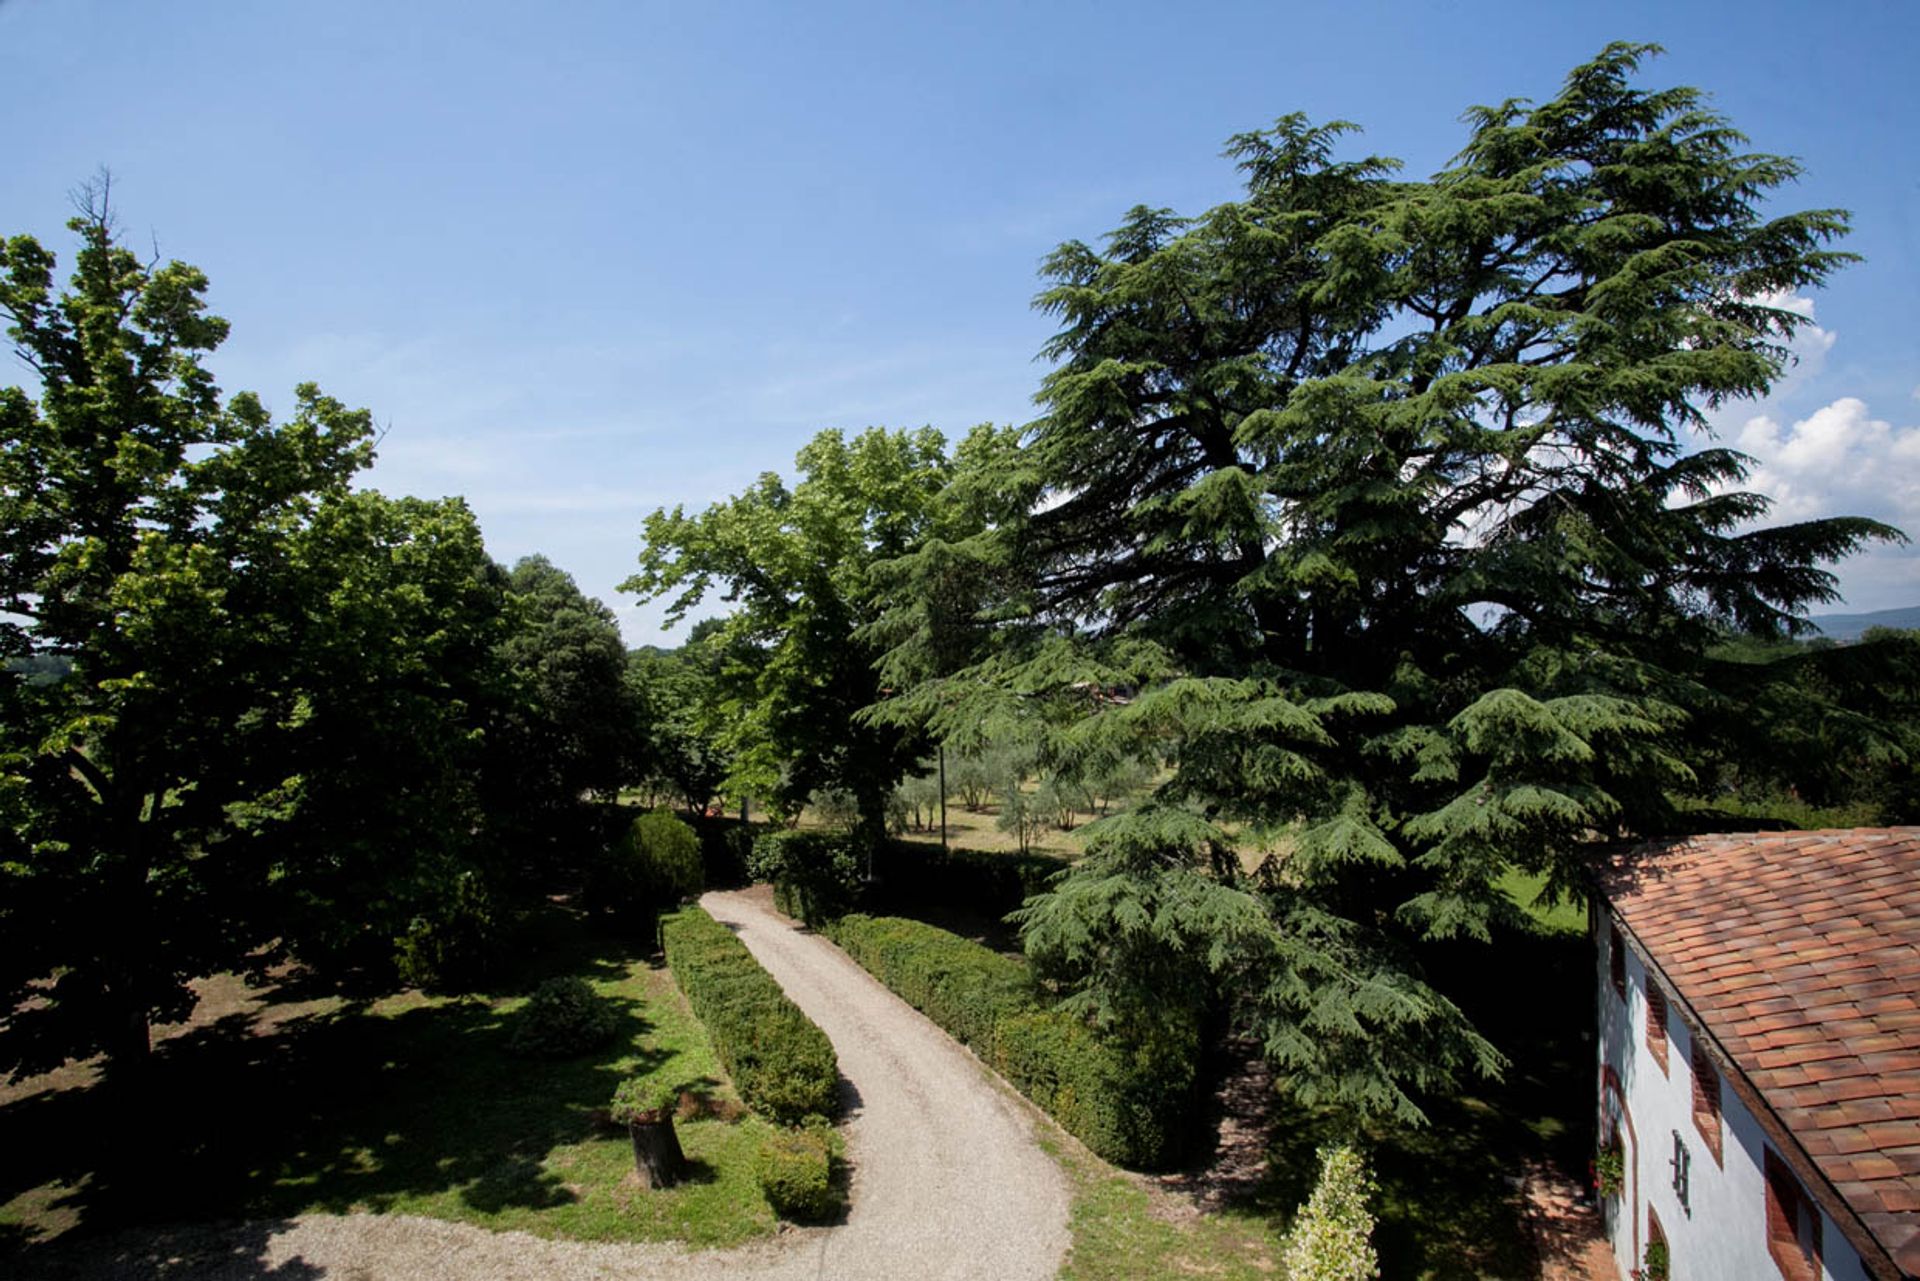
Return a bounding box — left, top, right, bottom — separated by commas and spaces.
1594, 914, 1871, 1281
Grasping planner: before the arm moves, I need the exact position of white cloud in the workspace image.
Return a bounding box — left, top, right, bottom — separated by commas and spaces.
1734, 398, 1920, 525
1687, 293, 1920, 614
1725, 397, 1920, 611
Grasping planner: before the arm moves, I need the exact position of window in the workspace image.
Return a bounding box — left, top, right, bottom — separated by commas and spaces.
1765, 1147, 1822, 1280
1645, 1205, 1670, 1281
1670, 1130, 1691, 1212
1645, 982, 1669, 1071
1690, 1040, 1723, 1164
1610, 924, 1627, 1000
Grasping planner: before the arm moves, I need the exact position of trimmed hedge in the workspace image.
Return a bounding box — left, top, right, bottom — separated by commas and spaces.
749, 829, 865, 924
823, 913, 1194, 1169
756, 1125, 837, 1221
868, 842, 1066, 923
661, 906, 839, 1124
693, 816, 759, 889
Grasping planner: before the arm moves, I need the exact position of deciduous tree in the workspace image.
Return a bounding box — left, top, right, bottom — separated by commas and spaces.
626, 427, 962, 842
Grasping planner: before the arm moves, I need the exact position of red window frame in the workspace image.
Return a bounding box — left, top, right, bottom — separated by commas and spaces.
1645, 982, 1669, 1072
1765, 1147, 1822, 1281
1690, 1039, 1723, 1165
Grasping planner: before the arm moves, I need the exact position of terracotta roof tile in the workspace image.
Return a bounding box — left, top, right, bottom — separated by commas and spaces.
1601, 827, 1920, 1276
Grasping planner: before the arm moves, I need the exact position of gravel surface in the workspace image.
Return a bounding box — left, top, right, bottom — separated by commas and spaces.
23, 889, 1072, 1281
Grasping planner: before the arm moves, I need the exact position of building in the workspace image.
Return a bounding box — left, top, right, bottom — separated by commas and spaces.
1594, 827, 1920, 1281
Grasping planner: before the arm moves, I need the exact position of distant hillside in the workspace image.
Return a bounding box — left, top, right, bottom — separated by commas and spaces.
1808, 605, 1920, 641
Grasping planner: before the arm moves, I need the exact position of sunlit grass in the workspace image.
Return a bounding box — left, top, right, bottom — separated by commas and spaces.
0, 912, 787, 1254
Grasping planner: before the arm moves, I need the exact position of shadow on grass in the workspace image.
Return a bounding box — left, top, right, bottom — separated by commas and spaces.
0, 925, 669, 1262
1259, 924, 1595, 1279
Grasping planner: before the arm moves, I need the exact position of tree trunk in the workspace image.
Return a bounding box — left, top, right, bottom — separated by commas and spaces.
628, 1116, 686, 1188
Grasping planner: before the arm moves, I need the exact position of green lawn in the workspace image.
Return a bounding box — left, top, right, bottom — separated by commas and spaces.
0, 910, 785, 1258
1050, 1139, 1287, 1281
1497, 867, 1590, 935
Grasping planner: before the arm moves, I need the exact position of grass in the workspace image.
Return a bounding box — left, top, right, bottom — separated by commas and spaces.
869, 794, 1097, 860
0, 907, 787, 1258
1045, 1135, 1288, 1281
1496, 867, 1589, 936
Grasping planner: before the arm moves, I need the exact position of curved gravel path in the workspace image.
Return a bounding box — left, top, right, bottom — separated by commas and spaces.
25, 889, 1072, 1281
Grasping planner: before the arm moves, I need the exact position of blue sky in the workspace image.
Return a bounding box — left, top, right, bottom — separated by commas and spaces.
4, 0, 1917, 640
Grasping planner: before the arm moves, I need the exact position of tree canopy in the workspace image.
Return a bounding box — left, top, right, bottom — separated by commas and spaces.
872, 43, 1904, 1122
626, 426, 992, 840
0, 192, 625, 1074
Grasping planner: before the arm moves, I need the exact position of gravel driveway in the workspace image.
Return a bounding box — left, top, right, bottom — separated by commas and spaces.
25, 889, 1072, 1280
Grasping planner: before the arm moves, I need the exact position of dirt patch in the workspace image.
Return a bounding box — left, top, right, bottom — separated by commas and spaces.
1148, 1038, 1276, 1220
1521, 1158, 1618, 1281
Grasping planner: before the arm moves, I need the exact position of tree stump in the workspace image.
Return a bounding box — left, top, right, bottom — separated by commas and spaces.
628, 1112, 687, 1189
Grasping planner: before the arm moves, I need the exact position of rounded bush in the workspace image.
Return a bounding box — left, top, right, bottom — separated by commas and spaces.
757, 1126, 836, 1221
589, 808, 705, 923
511, 976, 621, 1058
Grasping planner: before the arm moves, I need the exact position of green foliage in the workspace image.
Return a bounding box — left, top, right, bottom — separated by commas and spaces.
748, 829, 866, 925
807, 787, 863, 829
867, 45, 1902, 1124
825, 913, 1194, 1168
393, 871, 511, 993
1693, 627, 1920, 824
1642, 1237, 1670, 1281
512, 976, 623, 1059
632, 809, 705, 904
661, 907, 839, 1124
626, 428, 969, 841
491, 556, 637, 873
1281, 1146, 1381, 1281
996, 784, 1047, 853
0, 192, 532, 1072
610, 1076, 681, 1124
948, 751, 995, 811
868, 841, 1066, 923
1593, 1140, 1624, 1198
590, 809, 705, 925
893, 772, 945, 831
626, 635, 732, 815
755, 1124, 839, 1221
694, 816, 759, 889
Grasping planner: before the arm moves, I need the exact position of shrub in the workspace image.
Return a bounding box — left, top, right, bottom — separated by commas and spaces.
661, 906, 839, 1124
610, 1076, 680, 1124
589, 808, 705, 924
756, 1125, 837, 1221
867, 842, 1065, 923
694, 816, 757, 888
393, 871, 506, 991
823, 913, 1194, 1168
748, 829, 865, 924
1281, 1145, 1380, 1281
511, 976, 621, 1058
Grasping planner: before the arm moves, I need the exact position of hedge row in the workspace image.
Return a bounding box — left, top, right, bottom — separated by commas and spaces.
822, 913, 1194, 1169
661, 907, 839, 1124
749, 829, 865, 924
868, 842, 1067, 923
